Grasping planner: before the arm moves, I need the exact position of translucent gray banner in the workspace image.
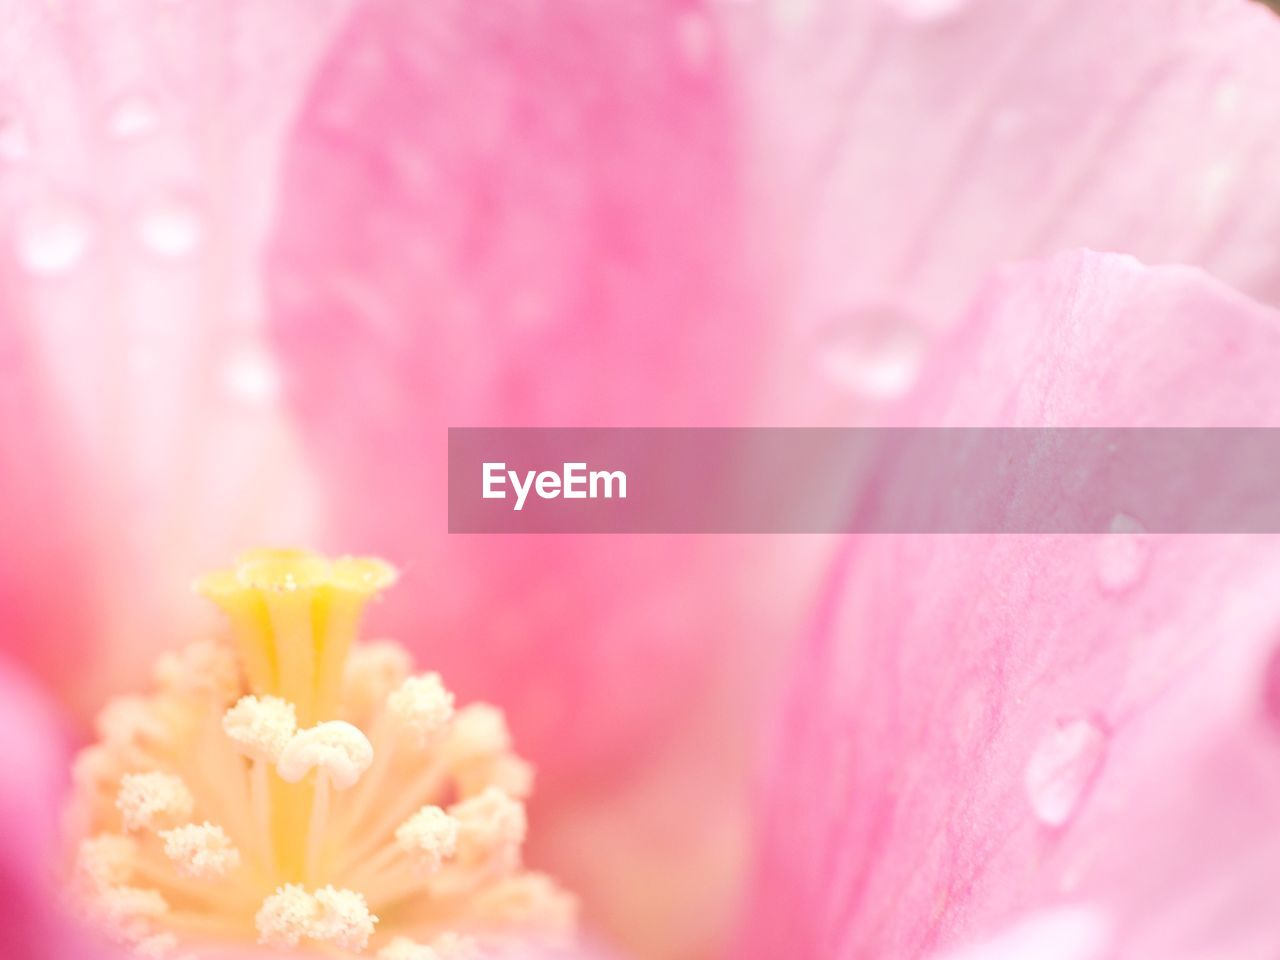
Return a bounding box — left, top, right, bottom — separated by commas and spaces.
447, 428, 1280, 533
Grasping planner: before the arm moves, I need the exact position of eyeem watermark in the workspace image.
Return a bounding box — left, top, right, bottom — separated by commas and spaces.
482, 462, 628, 511
449, 427, 1280, 533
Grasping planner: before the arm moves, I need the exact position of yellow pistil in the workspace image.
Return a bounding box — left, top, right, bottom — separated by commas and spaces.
68, 550, 577, 959
195, 549, 396, 727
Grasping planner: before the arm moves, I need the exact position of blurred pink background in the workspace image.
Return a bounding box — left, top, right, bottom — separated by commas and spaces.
5, 1, 1280, 959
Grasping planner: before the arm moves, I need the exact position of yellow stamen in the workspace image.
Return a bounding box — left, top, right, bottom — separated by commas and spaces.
68, 550, 577, 958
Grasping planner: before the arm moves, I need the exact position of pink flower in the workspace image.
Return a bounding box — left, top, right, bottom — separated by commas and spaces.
4, 0, 1280, 959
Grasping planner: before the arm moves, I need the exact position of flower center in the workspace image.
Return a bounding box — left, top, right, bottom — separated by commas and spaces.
67, 549, 576, 959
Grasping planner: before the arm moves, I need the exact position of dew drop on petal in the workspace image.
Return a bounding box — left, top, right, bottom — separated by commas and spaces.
14, 199, 93, 276
1095, 513, 1149, 596
0, 115, 30, 162
1025, 717, 1108, 828
138, 197, 203, 258
108, 95, 159, 139
816, 306, 925, 401
222, 348, 281, 405
878, 0, 969, 24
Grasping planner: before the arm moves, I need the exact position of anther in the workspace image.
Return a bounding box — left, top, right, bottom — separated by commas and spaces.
255, 884, 378, 951
277, 721, 374, 790
387, 673, 455, 745
116, 773, 195, 832
223, 695, 298, 763
471, 872, 579, 934
89, 885, 169, 939
73, 745, 125, 793
153, 642, 240, 703
343, 642, 413, 717
311, 885, 379, 951
97, 697, 170, 747
77, 834, 139, 889
446, 705, 513, 760
457, 753, 536, 801
443, 706, 533, 799
395, 806, 459, 871
449, 787, 526, 868
159, 822, 242, 879
256, 884, 317, 948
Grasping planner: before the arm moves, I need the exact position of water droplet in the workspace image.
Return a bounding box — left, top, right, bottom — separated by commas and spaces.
1095, 513, 1149, 595
222, 348, 281, 404
108, 95, 159, 139
878, 0, 969, 23
137, 197, 203, 258
1025, 716, 1108, 828
816, 306, 925, 401
0, 115, 30, 161
14, 199, 93, 276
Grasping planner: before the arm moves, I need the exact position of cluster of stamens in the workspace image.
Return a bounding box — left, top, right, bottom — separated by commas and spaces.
66, 550, 576, 958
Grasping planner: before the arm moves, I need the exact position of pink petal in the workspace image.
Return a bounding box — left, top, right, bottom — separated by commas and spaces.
0, 0, 354, 709
740, 251, 1280, 959
727, 0, 1280, 413
0, 656, 93, 957
263, 8, 775, 952
0, 289, 97, 689
265, 0, 765, 773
